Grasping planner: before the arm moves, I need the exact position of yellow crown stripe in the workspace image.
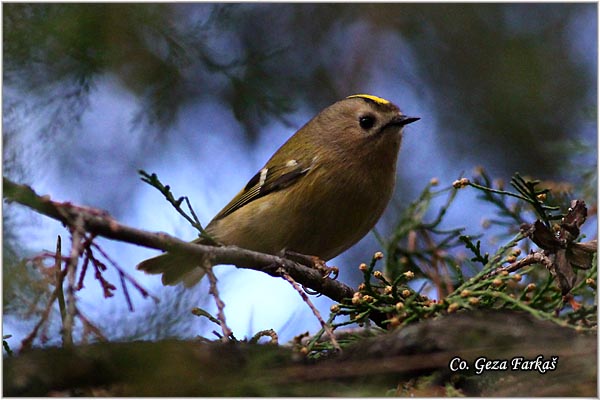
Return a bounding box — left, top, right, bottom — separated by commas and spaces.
346, 94, 391, 105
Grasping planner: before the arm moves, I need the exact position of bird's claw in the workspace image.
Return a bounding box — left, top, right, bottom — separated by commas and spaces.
282, 250, 339, 280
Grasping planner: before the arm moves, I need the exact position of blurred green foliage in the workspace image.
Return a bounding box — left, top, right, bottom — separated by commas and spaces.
4, 3, 595, 160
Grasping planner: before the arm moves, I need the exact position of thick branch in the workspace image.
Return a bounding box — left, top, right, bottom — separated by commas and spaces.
3, 178, 385, 323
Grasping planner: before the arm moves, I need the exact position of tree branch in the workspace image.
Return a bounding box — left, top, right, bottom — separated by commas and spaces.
3, 177, 385, 324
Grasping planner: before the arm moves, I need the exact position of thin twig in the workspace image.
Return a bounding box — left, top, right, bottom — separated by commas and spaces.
184, 196, 204, 233
90, 241, 158, 303
76, 307, 108, 343
139, 170, 212, 240
64, 215, 85, 347
54, 236, 67, 329
20, 292, 58, 351
205, 268, 232, 341
119, 273, 134, 312
76, 253, 90, 290
483, 251, 553, 279
84, 246, 116, 298
280, 270, 341, 353
249, 329, 279, 344
467, 181, 531, 203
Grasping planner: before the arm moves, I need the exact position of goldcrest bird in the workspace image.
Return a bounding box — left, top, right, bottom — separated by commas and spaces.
137, 94, 419, 287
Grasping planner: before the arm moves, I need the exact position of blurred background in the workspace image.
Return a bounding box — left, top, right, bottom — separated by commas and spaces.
3, 3, 597, 347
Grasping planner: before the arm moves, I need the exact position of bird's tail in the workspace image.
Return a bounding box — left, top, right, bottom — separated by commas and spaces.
136, 249, 208, 288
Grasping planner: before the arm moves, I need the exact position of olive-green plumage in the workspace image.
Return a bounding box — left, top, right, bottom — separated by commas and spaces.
137, 94, 419, 287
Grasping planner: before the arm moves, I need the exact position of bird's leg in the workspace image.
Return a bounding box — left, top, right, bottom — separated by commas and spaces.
281, 249, 339, 280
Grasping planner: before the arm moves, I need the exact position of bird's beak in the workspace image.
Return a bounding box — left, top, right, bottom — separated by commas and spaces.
391, 115, 420, 127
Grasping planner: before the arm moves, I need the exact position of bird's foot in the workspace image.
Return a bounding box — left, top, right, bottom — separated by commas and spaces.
282, 250, 339, 280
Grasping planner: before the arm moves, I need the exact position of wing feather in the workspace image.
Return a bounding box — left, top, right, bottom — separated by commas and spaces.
213, 160, 310, 221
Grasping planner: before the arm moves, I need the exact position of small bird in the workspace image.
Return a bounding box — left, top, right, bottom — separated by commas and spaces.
137, 94, 419, 287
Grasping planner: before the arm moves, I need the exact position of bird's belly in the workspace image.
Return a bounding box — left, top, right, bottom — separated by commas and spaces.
206, 175, 392, 260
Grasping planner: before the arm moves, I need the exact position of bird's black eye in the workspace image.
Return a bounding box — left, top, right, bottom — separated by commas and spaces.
359, 115, 376, 130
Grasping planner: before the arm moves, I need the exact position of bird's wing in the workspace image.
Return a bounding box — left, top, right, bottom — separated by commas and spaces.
212, 159, 311, 221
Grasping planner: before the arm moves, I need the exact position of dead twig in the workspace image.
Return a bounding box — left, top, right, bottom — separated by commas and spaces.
89, 241, 158, 304
205, 268, 233, 341
249, 329, 279, 344
77, 308, 108, 344
280, 270, 341, 352
54, 236, 67, 330
20, 291, 58, 351
63, 215, 85, 348
483, 251, 554, 279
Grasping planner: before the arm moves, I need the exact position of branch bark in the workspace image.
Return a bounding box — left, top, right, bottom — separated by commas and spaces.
3, 177, 386, 325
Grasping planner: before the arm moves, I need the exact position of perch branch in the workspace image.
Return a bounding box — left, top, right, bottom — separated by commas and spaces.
3, 177, 384, 325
